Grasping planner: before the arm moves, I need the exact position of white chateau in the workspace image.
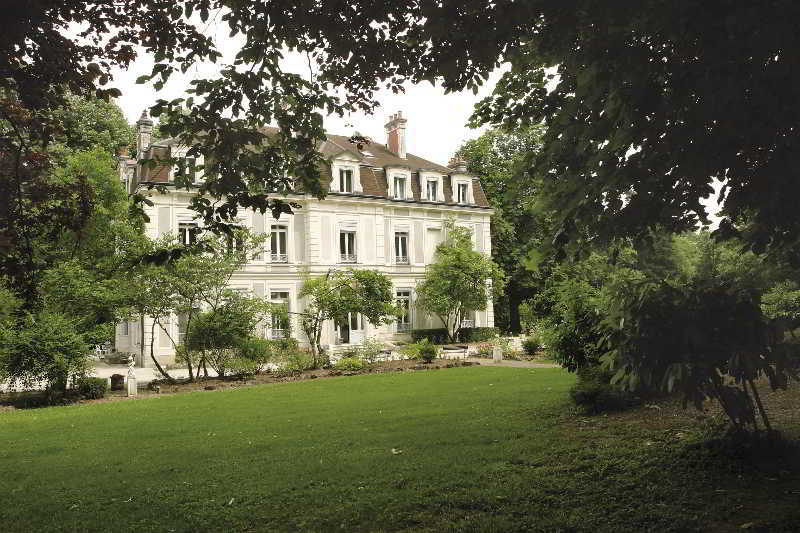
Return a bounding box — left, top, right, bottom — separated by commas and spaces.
116, 111, 494, 367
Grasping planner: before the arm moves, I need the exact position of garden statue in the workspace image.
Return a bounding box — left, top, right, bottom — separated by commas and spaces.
127, 355, 137, 397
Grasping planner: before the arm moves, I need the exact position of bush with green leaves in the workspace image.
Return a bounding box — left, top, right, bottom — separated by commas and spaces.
599, 235, 799, 431
569, 366, 632, 414
333, 356, 367, 371
418, 339, 438, 363
522, 336, 541, 356
458, 327, 499, 343
410, 328, 449, 344
356, 337, 386, 363
276, 349, 316, 373
76, 376, 108, 399
0, 311, 91, 392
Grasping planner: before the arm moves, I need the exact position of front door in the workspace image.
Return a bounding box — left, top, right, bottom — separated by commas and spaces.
337, 313, 364, 345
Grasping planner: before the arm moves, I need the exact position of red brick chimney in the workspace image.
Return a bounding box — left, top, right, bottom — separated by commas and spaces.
384, 111, 407, 159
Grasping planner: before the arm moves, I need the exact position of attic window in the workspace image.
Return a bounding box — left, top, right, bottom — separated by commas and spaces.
457, 182, 469, 204
339, 169, 353, 193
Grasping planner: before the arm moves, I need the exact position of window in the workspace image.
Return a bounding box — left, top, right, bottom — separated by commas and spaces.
457, 182, 469, 204
269, 291, 290, 339
339, 231, 357, 263
393, 176, 407, 199
178, 223, 199, 246
339, 169, 353, 192
120, 321, 129, 336
396, 289, 411, 331
394, 232, 409, 264
174, 157, 196, 182
270, 225, 288, 263
177, 313, 188, 345
226, 232, 244, 254
426, 180, 438, 201
336, 312, 364, 344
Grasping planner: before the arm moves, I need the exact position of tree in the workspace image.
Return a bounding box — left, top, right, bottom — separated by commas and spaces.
456, 126, 548, 333
299, 269, 396, 368
185, 293, 274, 377
416, 222, 505, 342
128, 230, 266, 381
6, 3, 800, 260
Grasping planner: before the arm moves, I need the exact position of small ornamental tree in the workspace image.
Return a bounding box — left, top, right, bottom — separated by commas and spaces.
416, 222, 505, 342
299, 269, 396, 368
762, 281, 800, 339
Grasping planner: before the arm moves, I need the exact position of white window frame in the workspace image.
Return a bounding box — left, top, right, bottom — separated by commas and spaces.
269, 291, 290, 339
178, 222, 199, 246
456, 181, 471, 204
394, 232, 409, 264
270, 224, 289, 263
422, 172, 444, 202
339, 168, 353, 193
396, 289, 412, 332
393, 175, 407, 200
339, 230, 357, 263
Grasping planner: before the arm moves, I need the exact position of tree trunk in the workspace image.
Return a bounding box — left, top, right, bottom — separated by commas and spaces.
747, 379, 773, 432
149, 322, 174, 382
508, 279, 522, 335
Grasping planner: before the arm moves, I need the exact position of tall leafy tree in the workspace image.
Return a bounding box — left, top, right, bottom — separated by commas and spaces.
416, 222, 505, 342
299, 269, 396, 368
456, 126, 548, 333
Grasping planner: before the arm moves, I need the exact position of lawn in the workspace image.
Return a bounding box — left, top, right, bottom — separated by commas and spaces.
1, 367, 798, 533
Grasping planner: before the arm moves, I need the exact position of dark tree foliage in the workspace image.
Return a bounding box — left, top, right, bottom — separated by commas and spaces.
4, 2, 799, 255
456, 126, 550, 333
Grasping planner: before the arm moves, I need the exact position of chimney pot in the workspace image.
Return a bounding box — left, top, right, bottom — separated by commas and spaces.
384, 110, 408, 159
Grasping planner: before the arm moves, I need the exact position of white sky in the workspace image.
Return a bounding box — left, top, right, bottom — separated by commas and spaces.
109, 16, 503, 166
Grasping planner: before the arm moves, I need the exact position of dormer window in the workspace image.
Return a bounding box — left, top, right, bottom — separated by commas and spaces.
393, 176, 407, 200
457, 182, 469, 204
339, 169, 353, 193
178, 223, 199, 246
426, 180, 438, 201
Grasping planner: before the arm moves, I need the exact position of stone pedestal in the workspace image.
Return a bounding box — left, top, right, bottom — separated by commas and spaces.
492, 346, 503, 363
127, 368, 137, 397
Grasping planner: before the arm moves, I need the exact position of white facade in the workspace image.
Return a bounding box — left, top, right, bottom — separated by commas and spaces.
116, 112, 494, 367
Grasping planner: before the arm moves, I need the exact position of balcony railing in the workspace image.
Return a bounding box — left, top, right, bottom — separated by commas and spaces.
269, 329, 287, 340
340, 253, 357, 263
270, 253, 288, 263
395, 255, 409, 265
460, 319, 474, 328
397, 322, 411, 332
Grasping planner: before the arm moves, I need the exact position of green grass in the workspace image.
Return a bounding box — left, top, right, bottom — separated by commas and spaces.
1, 367, 798, 533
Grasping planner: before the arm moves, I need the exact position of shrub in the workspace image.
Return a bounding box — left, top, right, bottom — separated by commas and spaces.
410, 328, 449, 344
334, 357, 367, 371
234, 337, 275, 374
418, 339, 438, 363
522, 336, 541, 355
277, 349, 316, 372
475, 342, 492, 356
357, 337, 386, 363
569, 366, 632, 414
0, 311, 90, 392
458, 327, 499, 343
76, 377, 108, 399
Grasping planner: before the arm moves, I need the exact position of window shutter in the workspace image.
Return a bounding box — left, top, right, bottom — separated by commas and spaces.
253, 212, 265, 260
157, 207, 171, 236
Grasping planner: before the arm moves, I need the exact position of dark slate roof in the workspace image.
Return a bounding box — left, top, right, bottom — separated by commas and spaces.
140, 129, 491, 208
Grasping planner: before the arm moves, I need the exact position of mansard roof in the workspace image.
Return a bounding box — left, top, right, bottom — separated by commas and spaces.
137, 129, 490, 208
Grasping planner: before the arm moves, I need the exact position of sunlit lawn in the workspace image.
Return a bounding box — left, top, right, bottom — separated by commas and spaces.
1, 367, 798, 532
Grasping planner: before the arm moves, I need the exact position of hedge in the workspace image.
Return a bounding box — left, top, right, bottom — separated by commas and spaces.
411, 326, 499, 344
